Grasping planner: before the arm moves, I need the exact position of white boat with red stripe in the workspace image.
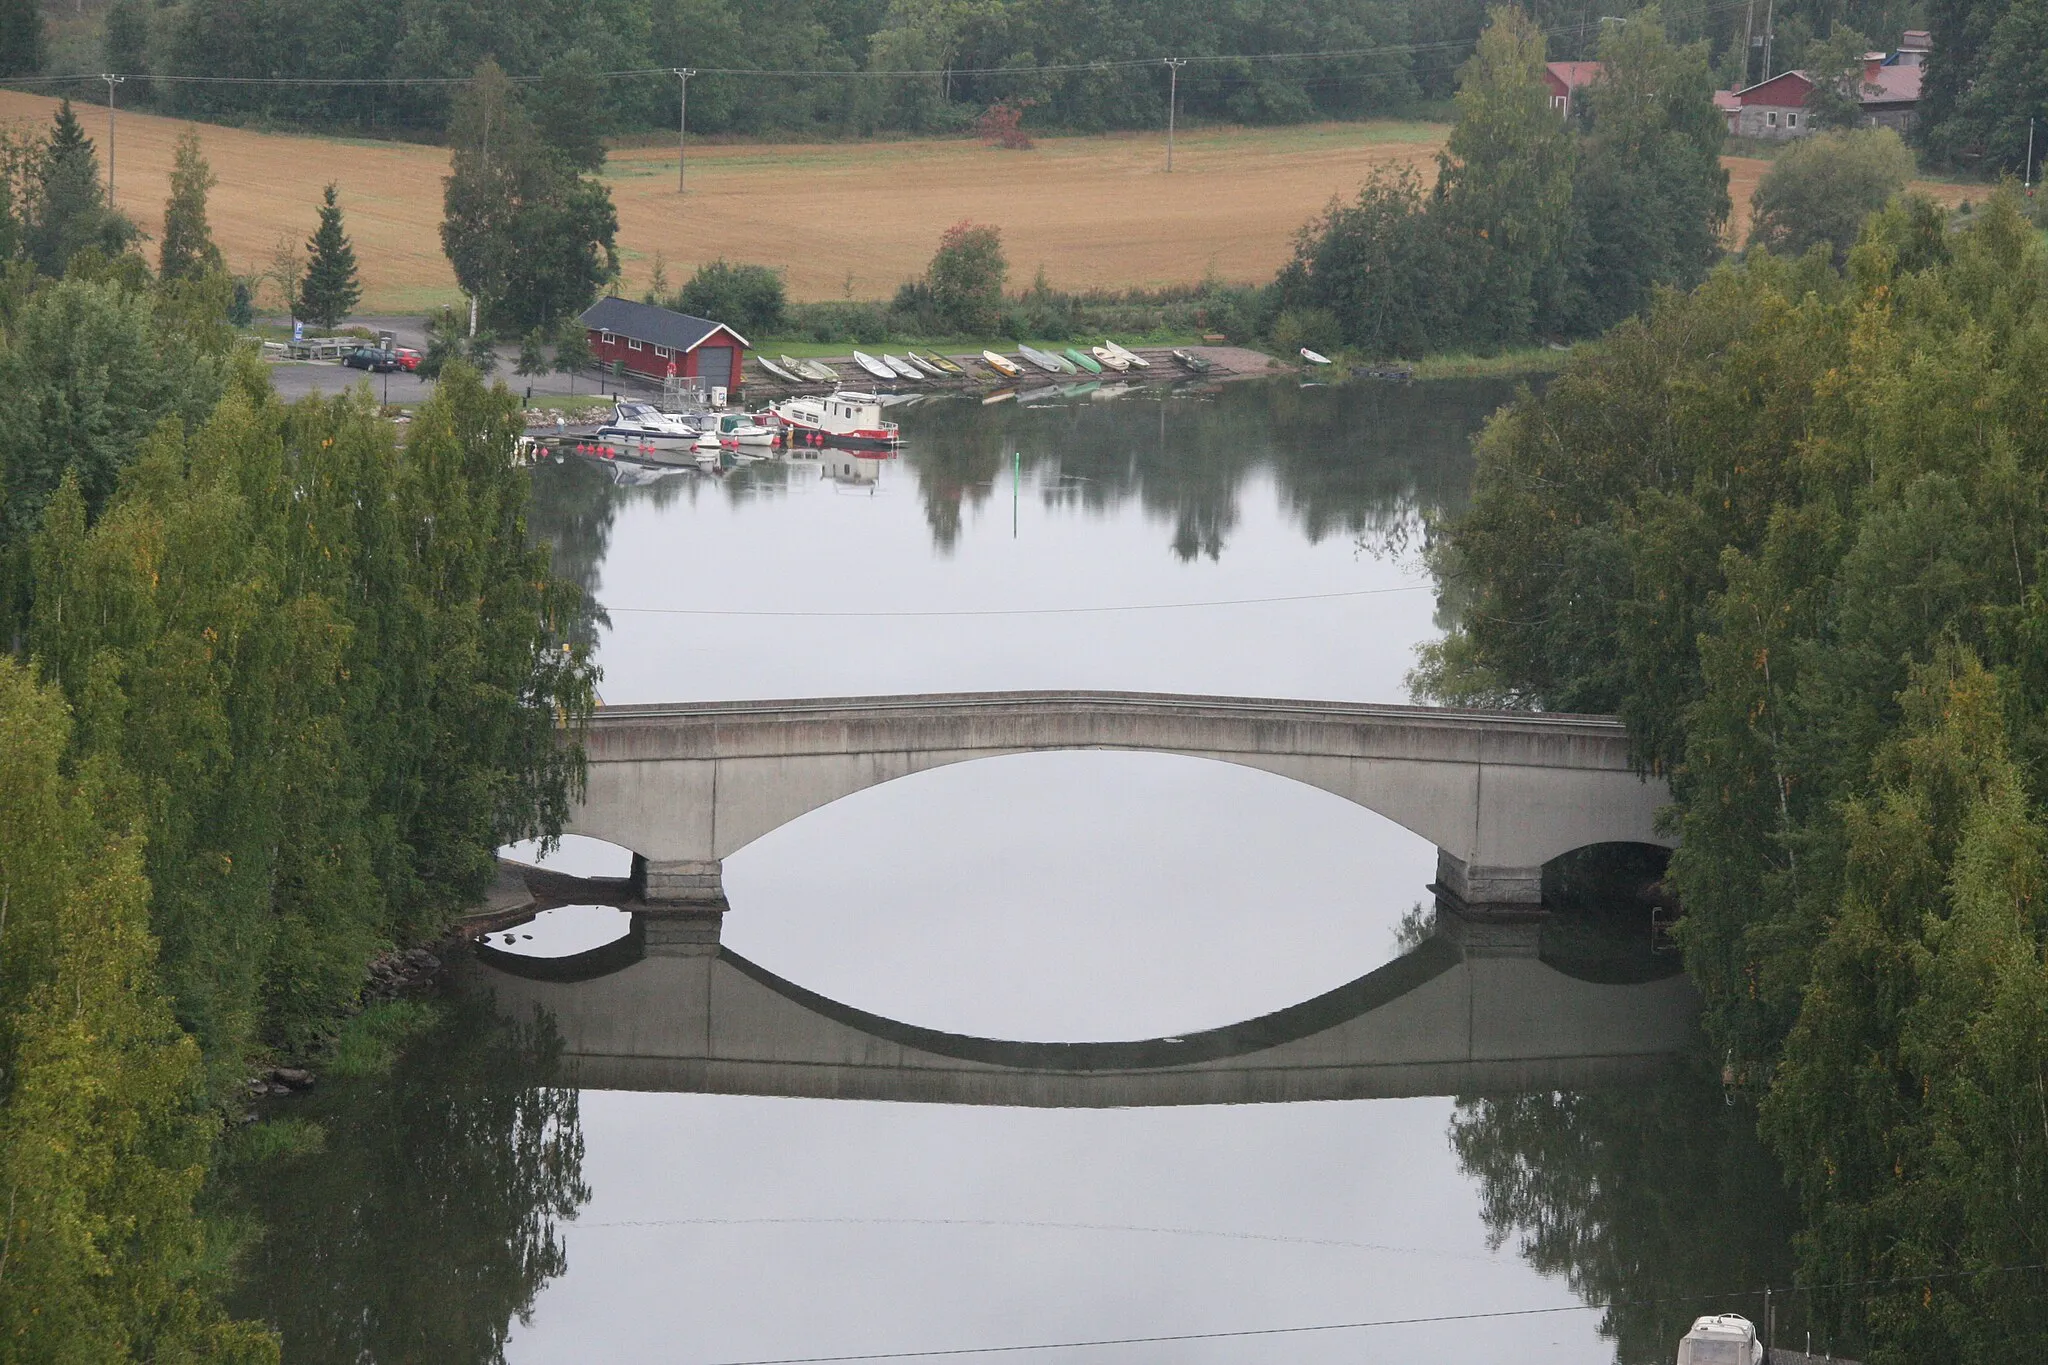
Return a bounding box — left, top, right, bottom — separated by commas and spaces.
769, 391, 903, 449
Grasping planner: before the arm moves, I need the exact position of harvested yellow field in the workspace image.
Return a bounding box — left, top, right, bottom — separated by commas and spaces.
0, 88, 1987, 315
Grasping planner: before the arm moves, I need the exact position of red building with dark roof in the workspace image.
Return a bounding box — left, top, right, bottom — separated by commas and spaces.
1543, 61, 1601, 117
579, 296, 751, 391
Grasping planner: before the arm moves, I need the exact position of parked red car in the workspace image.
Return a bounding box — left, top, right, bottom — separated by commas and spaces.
395, 348, 422, 372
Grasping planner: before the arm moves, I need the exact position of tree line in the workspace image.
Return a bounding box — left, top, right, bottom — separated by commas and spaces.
0, 0, 2019, 169
0, 101, 595, 1357
1417, 166, 2048, 1359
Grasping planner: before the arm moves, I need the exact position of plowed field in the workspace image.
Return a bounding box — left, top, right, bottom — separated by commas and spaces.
0, 90, 1975, 314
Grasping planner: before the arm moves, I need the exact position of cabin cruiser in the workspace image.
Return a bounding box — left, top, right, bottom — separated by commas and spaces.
595, 401, 701, 452
769, 391, 902, 449
1675, 1315, 1763, 1365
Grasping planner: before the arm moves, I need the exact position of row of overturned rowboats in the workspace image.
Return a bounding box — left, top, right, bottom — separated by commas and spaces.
753, 341, 1220, 389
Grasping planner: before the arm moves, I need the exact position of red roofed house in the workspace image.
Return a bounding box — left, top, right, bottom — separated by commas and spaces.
1731, 31, 1931, 141
1543, 61, 1601, 117
578, 296, 750, 392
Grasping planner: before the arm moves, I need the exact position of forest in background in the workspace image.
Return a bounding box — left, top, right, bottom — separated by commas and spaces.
11, 0, 2022, 162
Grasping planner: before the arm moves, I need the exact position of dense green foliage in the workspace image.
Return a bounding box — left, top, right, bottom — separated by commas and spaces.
1747, 128, 1915, 265
1420, 189, 2048, 1360
671, 258, 787, 340
919, 220, 1007, 333
1276, 7, 1729, 357
296, 184, 361, 329
29, 98, 136, 277
0, 0, 39, 78
0, 659, 279, 1362
159, 131, 225, 283
1920, 0, 2048, 173
37, 0, 1891, 141
441, 61, 619, 332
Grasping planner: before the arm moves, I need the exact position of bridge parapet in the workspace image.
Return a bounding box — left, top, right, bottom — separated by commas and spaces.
567, 691, 1672, 908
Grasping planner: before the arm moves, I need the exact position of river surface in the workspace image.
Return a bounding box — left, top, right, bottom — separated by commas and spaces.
226, 378, 1806, 1364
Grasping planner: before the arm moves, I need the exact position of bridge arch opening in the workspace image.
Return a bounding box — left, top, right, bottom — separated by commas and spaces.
499, 833, 637, 881
1537, 841, 1684, 985
721, 748, 1445, 1043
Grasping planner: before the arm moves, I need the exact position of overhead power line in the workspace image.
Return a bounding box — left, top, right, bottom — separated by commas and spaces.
593, 584, 1431, 619
0, 1, 1758, 92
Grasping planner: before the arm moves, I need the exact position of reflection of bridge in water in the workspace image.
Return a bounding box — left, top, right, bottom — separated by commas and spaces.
468, 900, 1698, 1108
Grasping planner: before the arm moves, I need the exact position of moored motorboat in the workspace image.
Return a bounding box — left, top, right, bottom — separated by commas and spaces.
1170, 348, 1213, 373
851, 351, 898, 381
711, 412, 778, 446
980, 350, 1023, 378
769, 391, 903, 448
594, 400, 702, 453
1100, 340, 1149, 369
1090, 346, 1130, 372
883, 354, 924, 381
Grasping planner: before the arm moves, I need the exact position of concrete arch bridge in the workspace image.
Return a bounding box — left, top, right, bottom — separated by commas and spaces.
562, 691, 1673, 908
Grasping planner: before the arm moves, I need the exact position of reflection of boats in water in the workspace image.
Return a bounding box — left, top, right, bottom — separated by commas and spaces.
603, 457, 695, 486
769, 391, 903, 448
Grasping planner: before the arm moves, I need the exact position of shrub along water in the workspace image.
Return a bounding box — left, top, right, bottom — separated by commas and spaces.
1419, 187, 2048, 1359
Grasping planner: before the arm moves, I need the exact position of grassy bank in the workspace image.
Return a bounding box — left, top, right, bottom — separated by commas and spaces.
1408, 346, 1572, 380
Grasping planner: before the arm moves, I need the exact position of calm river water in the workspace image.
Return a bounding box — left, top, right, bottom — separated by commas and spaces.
226, 378, 1805, 1364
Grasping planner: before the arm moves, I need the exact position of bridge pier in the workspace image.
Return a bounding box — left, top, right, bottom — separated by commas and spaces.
1434, 850, 1544, 911
639, 857, 727, 906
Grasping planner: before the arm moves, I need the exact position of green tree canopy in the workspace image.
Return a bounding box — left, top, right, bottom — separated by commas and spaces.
675, 258, 786, 339
1747, 127, 1914, 264
298, 182, 362, 328
925, 220, 1006, 333
28, 98, 135, 275
441, 59, 619, 332
0, 0, 41, 78
158, 130, 223, 282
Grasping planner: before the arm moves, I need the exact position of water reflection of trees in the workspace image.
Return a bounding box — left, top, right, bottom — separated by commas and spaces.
224, 1002, 589, 1364
1451, 1059, 1808, 1365
900, 379, 1509, 560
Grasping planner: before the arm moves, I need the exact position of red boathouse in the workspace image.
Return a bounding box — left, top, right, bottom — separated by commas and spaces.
579, 296, 751, 391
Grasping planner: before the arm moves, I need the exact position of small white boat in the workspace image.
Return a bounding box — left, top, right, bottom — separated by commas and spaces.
1016, 344, 1067, 375
981, 351, 1022, 378
851, 351, 898, 381
1676, 1315, 1762, 1365
1300, 347, 1333, 365
757, 356, 804, 383
903, 353, 948, 378
769, 391, 903, 448
1090, 346, 1131, 372
1100, 340, 1149, 369
796, 358, 839, 382
710, 412, 778, 446
882, 354, 924, 381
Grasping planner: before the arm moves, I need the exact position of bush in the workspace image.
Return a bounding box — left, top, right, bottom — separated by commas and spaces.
1270, 306, 1342, 356
1748, 128, 1915, 264
675, 259, 786, 340
927, 221, 1007, 333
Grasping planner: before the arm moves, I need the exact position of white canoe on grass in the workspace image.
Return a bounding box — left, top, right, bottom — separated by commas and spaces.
852, 351, 898, 381
1300, 348, 1334, 365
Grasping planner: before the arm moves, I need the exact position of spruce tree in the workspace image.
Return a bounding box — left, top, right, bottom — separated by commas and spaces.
298, 182, 361, 329
29, 98, 132, 276
158, 130, 222, 281
0, 0, 42, 78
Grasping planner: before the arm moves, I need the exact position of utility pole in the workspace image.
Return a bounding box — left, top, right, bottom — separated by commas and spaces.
2028, 117, 2036, 190
1164, 58, 1186, 172
1739, 0, 1756, 88
1761, 0, 1777, 81
99, 74, 124, 204
674, 68, 697, 194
